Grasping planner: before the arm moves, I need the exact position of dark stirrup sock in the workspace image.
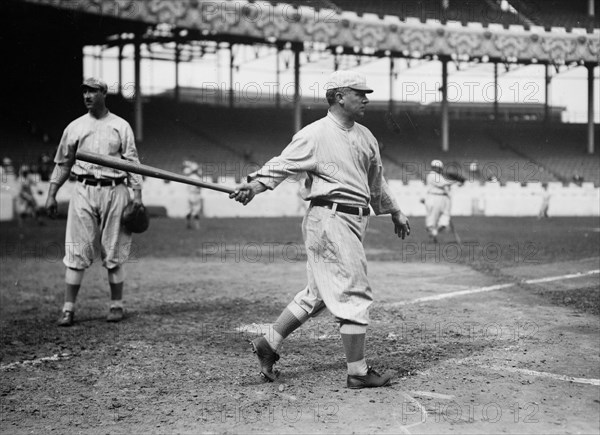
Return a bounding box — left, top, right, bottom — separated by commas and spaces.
340, 322, 368, 376
268, 302, 309, 351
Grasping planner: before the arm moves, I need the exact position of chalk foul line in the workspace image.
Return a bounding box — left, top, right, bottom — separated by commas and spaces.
388, 269, 600, 306
524, 269, 600, 284
1, 353, 72, 371
389, 283, 514, 306
485, 365, 600, 387
435, 355, 600, 387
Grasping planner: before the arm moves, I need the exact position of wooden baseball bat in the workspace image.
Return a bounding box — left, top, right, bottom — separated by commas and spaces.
76, 150, 235, 194
450, 219, 462, 245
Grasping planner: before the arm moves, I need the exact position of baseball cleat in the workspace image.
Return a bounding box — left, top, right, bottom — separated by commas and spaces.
57, 310, 74, 327
347, 366, 393, 389
106, 307, 124, 322
250, 336, 280, 382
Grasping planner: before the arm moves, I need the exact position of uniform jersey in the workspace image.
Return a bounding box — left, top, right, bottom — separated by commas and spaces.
187, 173, 203, 200
53, 111, 142, 189
248, 111, 399, 215
425, 169, 455, 195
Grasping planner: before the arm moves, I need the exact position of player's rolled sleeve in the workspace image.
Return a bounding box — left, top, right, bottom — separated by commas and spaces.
120, 124, 143, 189
54, 127, 77, 166
49, 127, 77, 184
248, 134, 316, 189
49, 164, 72, 185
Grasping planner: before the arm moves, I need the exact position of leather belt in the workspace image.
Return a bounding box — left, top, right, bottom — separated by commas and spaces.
311, 198, 370, 216
427, 192, 448, 196
76, 175, 125, 187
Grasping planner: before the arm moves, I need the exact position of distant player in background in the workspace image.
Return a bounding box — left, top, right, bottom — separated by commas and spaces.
424, 159, 464, 243
538, 183, 551, 219
183, 161, 203, 229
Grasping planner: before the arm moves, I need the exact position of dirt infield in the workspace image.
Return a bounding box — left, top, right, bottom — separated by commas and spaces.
1, 216, 599, 434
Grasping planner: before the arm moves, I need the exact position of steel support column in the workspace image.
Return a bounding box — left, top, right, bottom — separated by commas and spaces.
441, 57, 449, 152
134, 35, 143, 142
293, 44, 302, 133
587, 64, 595, 154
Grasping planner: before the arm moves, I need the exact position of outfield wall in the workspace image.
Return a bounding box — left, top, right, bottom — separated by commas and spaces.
2, 176, 598, 220
194, 178, 600, 218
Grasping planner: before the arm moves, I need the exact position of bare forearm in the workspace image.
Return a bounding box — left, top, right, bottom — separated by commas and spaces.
48, 164, 71, 196
371, 181, 401, 215
47, 182, 60, 199
249, 180, 268, 195
133, 188, 143, 203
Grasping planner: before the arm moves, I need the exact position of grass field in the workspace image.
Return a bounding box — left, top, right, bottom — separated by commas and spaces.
4, 214, 599, 263
1, 215, 599, 434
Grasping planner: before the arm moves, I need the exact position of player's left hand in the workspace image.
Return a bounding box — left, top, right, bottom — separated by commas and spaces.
45, 196, 58, 219
132, 189, 143, 207
392, 211, 410, 239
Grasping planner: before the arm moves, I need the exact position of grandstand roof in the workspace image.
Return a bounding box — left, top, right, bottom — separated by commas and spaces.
292, 0, 599, 31
12, 0, 599, 65
11, 1, 600, 41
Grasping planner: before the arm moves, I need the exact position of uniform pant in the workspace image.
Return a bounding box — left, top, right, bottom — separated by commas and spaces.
188, 197, 202, 217
63, 182, 132, 270
292, 204, 373, 326
425, 194, 450, 233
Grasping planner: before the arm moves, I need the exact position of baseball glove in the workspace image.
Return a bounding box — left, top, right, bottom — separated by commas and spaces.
121, 202, 150, 234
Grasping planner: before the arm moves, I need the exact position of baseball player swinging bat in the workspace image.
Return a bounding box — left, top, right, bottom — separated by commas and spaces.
76, 150, 234, 194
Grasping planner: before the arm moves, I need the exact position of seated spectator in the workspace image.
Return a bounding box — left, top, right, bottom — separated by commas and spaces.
39, 152, 54, 182
16, 165, 44, 226
1, 157, 16, 179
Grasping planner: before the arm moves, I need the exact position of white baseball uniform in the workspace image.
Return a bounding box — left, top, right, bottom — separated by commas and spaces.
248, 111, 400, 325
187, 173, 203, 217
424, 169, 456, 234
53, 111, 143, 269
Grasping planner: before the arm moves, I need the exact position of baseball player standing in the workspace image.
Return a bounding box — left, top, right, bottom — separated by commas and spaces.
424, 159, 463, 243
230, 70, 410, 389
183, 162, 203, 229
45, 78, 144, 327
538, 183, 551, 219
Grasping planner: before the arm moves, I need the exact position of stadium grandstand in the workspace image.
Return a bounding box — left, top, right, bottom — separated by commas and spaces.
1, 0, 598, 219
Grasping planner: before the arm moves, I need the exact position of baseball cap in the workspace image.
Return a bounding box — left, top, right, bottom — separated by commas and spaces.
326, 70, 373, 93
431, 159, 443, 169
81, 77, 108, 93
